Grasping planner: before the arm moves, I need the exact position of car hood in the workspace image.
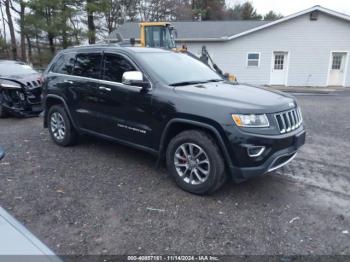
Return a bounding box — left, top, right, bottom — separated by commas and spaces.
0, 73, 42, 88
173, 81, 296, 114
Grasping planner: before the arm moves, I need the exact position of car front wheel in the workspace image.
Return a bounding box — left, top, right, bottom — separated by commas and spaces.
166, 130, 226, 195
48, 105, 77, 146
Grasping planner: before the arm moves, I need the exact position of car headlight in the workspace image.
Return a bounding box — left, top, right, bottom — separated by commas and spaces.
0, 79, 22, 89
232, 114, 269, 128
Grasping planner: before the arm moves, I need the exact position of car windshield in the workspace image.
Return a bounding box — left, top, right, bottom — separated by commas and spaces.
0, 62, 37, 76
138, 52, 222, 86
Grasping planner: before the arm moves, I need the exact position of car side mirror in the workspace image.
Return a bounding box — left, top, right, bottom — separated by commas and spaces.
0, 146, 5, 161
122, 71, 151, 90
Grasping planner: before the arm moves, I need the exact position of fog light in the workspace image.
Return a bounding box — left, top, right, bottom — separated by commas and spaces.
247, 146, 265, 157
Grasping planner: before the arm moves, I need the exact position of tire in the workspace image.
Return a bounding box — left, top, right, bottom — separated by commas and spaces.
0, 104, 8, 118
47, 105, 77, 146
166, 130, 227, 195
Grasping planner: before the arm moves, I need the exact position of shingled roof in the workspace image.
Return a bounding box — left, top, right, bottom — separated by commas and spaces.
108, 6, 350, 43
109, 20, 269, 42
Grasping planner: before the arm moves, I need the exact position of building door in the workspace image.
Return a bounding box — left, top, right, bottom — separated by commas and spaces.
328, 52, 347, 86
270, 52, 288, 85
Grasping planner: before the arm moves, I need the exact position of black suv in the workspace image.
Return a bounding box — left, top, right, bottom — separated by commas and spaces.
43, 45, 305, 194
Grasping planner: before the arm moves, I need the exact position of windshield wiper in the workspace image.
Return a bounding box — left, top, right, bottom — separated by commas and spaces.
205, 79, 222, 83
169, 79, 222, 87
169, 81, 207, 87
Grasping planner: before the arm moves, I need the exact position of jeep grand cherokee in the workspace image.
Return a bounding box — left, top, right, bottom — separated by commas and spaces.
42, 45, 306, 194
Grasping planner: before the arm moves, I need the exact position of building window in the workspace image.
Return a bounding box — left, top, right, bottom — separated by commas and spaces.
332, 54, 342, 70
274, 53, 285, 70
247, 53, 260, 67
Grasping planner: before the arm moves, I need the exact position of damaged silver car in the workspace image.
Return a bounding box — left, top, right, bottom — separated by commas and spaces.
0, 60, 43, 117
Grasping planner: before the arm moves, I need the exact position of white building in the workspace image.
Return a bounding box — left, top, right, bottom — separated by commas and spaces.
114, 6, 350, 87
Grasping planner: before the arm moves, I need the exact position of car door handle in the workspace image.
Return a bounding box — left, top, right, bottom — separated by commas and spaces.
63, 80, 74, 84
99, 86, 111, 92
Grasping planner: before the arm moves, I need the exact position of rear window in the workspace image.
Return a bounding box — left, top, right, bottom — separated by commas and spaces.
51, 53, 75, 74
73, 53, 102, 79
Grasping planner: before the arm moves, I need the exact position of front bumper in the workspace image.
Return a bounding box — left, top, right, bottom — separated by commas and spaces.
3, 103, 43, 117
0, 87, 42, 117
227, 129, 306, 183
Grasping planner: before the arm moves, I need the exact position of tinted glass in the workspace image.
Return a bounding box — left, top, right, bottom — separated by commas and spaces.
51, 53, 75, 74
0, 62, 37, 76
138, 52, 221, 85
73, 53, 102, 79
102, 54, 136, 82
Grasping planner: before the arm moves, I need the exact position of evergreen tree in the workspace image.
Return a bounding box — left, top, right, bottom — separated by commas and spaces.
226, 1, 262, 20
264, 10, 283, 21
26, 0, 81, 52
192, 0, 226, 21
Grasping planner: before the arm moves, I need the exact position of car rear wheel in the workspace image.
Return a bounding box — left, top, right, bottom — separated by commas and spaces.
48, 105, 77, 146
166, 130, 226, 195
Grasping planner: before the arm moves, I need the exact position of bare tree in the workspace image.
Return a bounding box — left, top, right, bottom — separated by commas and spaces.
0, 2, 9, 57
4, 0, 17, 59
138, 0, 151, 21
11, 0, 26, 61
103, 0, 139, 34
25, 33, 32, 61
69, 15, 81, 45
86, 0, 96, 44
174, 0, 193, 21
104, 0, 123, 34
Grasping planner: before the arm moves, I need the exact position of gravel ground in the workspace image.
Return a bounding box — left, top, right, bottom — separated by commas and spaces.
0, 90, 349, 255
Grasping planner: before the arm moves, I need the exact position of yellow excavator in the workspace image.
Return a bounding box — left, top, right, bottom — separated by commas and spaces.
112, 22, 236, 81
139, 22, 177, 49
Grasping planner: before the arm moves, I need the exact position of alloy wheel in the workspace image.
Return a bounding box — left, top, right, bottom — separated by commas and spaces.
50, 112, 66, 140
174, 143, 211, 185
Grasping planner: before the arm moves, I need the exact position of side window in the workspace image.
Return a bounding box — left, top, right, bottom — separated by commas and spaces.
102, 54, 136, 83
73, 53, 102, 79
51, 53, 75, 74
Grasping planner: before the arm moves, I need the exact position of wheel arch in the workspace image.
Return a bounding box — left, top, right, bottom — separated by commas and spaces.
158, 118, 233, 169
44, 95, 77, 129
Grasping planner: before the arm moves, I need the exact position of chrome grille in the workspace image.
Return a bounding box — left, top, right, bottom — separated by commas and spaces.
275, 108, 302, 134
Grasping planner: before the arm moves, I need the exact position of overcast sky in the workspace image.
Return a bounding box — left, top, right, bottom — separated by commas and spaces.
227, 0, 350, 16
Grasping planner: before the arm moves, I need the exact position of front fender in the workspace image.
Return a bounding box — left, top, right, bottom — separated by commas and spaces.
157, 118, 233, 170
44, 94, 78, 129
